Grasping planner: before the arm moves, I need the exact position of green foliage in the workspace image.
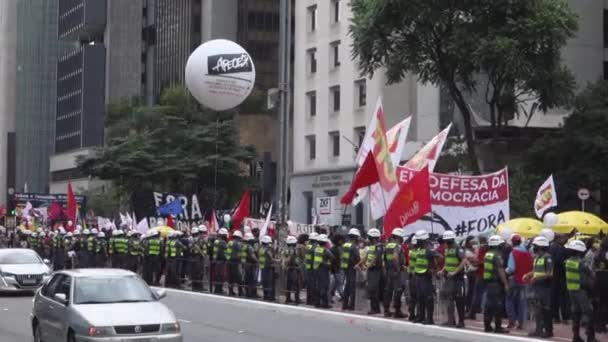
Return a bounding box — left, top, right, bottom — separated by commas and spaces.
349, 0, 578, 173
509, 169, 543, 218
524, 80, 608, 211
77, 86, 258, 208
79, 186, 122, 218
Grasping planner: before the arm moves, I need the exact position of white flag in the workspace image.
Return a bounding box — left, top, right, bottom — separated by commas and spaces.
386, 116, 412, 166
259, 204, 273, 242
403, 123, 452, 172
534, 175, 558, 218
119, 213, 128, 226
22, 202, 33, 218
136, 218, 150, 235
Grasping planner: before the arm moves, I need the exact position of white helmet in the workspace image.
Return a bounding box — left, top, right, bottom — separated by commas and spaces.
91, 228, 98, 235
148, 230, 159, 237
65, 232, 73, 238
23, 230, 32, 235
77, 225, 83, 231
567, 239, 586, 253
191, 227, 200, 234
415, 230, 429, 241
488, 235, 504, 247
443, 230, 456, 241
261, 235, 272, 244
198, 225, 208, 232
218, 228, 229, 236
233, 230, 243, 239
58, 227, 66, 234
243, 225, 252, 234
73, 229, 81, 236
532, 236, 550, 248
392, 228, 404, 238
310, 232, 319, 241
97, 232, 105, 238
31, 232, 38, 238
286, 236, 297, 244
244, 233, 255, 241
37, 228, 43, 233
539, 228, 555, 243
317, 234, 329, 243
367, 228, 381, 238
115, 229, 124, 236
348, 228, 361, 237
126, 230, 134, 237
411, 236, 418, 244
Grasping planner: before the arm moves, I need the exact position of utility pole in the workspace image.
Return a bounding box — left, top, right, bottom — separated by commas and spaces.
277, 0, 292, 225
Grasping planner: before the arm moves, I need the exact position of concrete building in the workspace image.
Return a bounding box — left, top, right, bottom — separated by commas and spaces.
289, 0, 442, 225
0, 0, 18, 204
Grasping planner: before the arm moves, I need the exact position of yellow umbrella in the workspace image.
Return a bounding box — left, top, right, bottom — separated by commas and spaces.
149, 226, 174, 238
497, 218, 543, 239
553, 211, 608, 235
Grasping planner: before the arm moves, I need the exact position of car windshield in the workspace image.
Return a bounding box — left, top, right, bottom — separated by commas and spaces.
74, 276, 156, 304
0, 251, 41, 264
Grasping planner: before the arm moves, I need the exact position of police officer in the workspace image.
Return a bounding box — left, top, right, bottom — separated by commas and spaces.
52, 228, 66, 270
341, 228, 361, 311
190, 227, 206, 291
312, 234, 333, 308
128, 231, 143, 273
441, 230, 467, 328
565, 239, 596, 342
284, 235, 302, 305
524, 236, 553, 338
365, 228, 384, 315
63, 232, 76, 269
28, 231, 39, 251
84, 229, 96, 268
241, 232, 259, 298
143, 230, 162, 285
483, 235, 510, 334
259, 235, 276, 301
110, 230, 128, 269
165, 231, 185, 287
408, 236, 419, 321
305, 233, 319, 305
227, 231, 244, 296
95, 231, 108, 267
383, 228, 406, 318
413, 229, 441, 325
212, 228, 229, 294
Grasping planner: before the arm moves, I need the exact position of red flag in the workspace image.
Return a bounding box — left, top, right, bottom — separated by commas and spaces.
383, 166, 432, 238
166, 215, 175, 228
231, 190, 250, 232
341, 152, 379, 204
66, 182, 77, 225
48, 202, 64, 221
204, 209, 219, 235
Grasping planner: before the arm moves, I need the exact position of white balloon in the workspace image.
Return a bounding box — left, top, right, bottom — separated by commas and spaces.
543, 212, 558, 228
499, 226, 513, 241
540, 228, 555, 242
185, 39, 256, 111
223, 214, 231, 222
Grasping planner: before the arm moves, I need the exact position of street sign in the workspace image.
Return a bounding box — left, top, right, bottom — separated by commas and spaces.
577, 188, 590, 201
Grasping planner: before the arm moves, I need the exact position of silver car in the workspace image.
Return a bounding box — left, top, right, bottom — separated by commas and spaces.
0, 248, 52, 293
31, 269, 183, 342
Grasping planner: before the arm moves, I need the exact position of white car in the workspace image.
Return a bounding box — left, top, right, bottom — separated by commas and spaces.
31, 268, 183, 342
0, 248, 52, 293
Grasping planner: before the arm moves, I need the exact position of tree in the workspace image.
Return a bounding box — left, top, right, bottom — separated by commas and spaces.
77, 86, 258, 209
349, 0, 578, 174
524, 80, 608, 214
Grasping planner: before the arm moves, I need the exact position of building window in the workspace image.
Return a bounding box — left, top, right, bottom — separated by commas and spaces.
332, 0, 341, 23
604, 10, 608, 47
354, 127, 366, 148
304, 192, 313, 224
329, 131, 340, 157
330, 41, 340, 67
307, 5, 317, 32
604, 62, 608, 80
355, 79, 367, 107
330, 86, 340, 112
306, 135, 316, 160
307, 48, 317, 74
307, 91, 317, 117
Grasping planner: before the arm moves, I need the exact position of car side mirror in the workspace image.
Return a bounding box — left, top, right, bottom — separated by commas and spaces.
43, 259, 51, 265
155, 289, 167, 299
54, 293, 68, 305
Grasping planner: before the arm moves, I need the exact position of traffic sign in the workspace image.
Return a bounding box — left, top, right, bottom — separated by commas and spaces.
577, 188, 590, 201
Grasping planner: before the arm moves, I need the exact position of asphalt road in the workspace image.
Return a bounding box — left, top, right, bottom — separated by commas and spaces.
0, 289, 535, 342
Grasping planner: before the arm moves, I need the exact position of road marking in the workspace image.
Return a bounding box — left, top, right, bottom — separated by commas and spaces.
155, 287, 546, 342
177, 319, 191, 323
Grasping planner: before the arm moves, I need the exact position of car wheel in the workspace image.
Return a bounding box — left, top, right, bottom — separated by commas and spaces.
33, 321, 42, 342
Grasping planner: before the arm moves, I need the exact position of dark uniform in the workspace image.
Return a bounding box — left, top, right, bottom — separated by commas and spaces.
566, 255, 595, 342
259, 244, 275, 301
531, 253, 553, 337
241, 240, 258, 298
284, 245, 302, 304
84, 235, 96, 268
52, 234, 65, 270
165, 237, 184, 287
212, 238, 228, 294
313, 243, 333, 308
143, 236, 162, 285
383, 240, 406, 317
340, 240, 360, 310
483, 249, 508, 333
365, 242, 384, 314
95, 236, 108, 267
226, 239, 243, 296
190, 235, 207, 291
408, 247, 419, 321
305, 240, 316, 305
128, 237, 143, 273
442, 245, 466, 327
63, 237, 76, 269
414, 246, 438, 324
110, 235, 128, 269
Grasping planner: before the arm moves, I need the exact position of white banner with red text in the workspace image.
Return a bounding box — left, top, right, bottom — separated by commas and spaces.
396, 167, 510, 237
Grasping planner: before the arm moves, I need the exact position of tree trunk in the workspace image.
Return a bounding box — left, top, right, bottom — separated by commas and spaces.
448, 85, 482, 175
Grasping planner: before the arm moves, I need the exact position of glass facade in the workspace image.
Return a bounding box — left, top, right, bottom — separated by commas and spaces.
15, 0, 74, 193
